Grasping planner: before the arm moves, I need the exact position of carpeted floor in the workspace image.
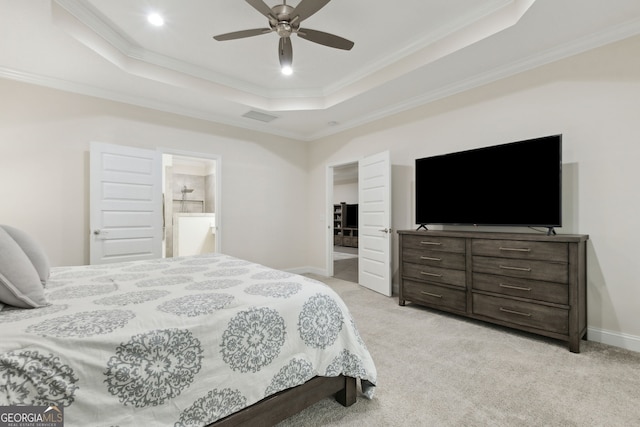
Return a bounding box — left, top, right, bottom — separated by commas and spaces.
277, 275, 640, 426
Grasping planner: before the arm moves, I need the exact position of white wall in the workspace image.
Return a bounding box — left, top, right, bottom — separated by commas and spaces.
333, 182, 358, 205
0, 80, 309, 271
307, 35, 640, 350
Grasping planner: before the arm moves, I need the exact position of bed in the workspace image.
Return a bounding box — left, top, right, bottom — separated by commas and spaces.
0, 225, 377, 426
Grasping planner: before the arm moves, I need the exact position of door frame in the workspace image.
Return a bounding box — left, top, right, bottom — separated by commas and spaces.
325, 158, 360, 278
160, 148, 222, 253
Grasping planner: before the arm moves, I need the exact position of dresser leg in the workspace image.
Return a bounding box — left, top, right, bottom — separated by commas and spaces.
569, 337, 581, 353
399, 299, 405, 306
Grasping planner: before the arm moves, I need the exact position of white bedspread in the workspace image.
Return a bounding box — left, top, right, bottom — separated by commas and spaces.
0, 253, 377, 426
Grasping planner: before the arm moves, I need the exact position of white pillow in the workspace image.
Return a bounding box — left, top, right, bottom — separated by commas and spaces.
0, 225, 50, 286
0, 227, 48, 308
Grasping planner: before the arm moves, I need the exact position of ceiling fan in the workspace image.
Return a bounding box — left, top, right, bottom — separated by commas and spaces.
213, 0, 354, 74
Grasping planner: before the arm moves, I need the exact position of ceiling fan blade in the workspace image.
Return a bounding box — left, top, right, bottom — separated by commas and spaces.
290, 0, 331, 23
279, 37, 293, 68
213, 28, 271, 41
245, 0, 276, 21
297, 28, 354, 50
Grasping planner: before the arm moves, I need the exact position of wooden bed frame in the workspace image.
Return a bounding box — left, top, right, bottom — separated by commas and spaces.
211, 375, 357, 426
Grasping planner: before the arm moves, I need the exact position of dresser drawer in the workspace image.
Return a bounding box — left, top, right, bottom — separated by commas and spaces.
473, 273, 568, 305
402, 248, 465, 270
472, 239, 567, 262
402, 235, 465, 253
402, 262, 466, 288
403, 279, 466, 312
473, 294, 568, 334
473, 256, 568, 284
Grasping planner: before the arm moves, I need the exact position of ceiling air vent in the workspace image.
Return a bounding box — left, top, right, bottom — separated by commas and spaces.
242, 110, 279, 123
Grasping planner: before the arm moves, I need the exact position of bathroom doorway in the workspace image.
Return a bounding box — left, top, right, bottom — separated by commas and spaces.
162, 152, 220, 258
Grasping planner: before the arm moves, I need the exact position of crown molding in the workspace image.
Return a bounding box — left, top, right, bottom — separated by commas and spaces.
308, 15, 640, 141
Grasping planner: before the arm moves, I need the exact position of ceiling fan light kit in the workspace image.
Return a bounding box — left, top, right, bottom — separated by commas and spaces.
213, 0, 353, 74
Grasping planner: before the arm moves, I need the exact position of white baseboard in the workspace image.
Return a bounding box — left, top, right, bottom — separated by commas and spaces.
587, 327, 640, 353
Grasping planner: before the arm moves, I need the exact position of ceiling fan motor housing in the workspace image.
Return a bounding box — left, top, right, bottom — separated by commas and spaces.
270, 4, 299, 37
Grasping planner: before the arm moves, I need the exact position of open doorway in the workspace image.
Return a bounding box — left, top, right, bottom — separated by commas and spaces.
162, 152, 220, 258
331, 162, 359, 283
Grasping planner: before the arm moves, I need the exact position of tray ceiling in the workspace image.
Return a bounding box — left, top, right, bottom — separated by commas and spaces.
2, 0, 640, 140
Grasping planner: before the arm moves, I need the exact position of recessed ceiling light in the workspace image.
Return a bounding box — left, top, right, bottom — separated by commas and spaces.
281, 66, 293, 76
147, 13, 164, 27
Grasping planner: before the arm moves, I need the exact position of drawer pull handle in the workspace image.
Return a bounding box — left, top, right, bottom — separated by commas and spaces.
499, 265, 532, 272
420, 272, 442, 278
420, 241, 442, 246
500, 307, 532, 317
420, 256, 442, 261
499, 247, 531, 252
421, 291, 442, 298
499, 283, 532, 292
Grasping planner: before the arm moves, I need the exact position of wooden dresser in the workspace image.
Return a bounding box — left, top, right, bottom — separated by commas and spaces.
398, 230, 588, 352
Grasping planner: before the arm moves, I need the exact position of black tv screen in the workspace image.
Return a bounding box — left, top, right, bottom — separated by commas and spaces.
345, 204, 358, 228
415, 135, 562, 228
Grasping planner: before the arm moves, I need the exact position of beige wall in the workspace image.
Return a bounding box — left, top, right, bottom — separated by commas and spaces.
307, 35, 640, 350
0, 80, 309, 270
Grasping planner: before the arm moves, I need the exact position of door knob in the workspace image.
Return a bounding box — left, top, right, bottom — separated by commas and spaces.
93, 229, 101, 235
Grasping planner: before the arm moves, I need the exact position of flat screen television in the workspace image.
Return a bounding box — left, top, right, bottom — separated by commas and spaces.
415, 134, 562, 231
345, 204, 358, 228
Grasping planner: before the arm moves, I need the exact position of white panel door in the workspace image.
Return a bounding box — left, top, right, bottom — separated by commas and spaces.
358, 151, 392, 296
90, 142, 163, 264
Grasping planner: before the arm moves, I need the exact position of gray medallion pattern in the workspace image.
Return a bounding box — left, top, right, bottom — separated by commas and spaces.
121, 263, 171, 272
50, 270, 106, 280
250, 270, 295, 280
298, 294, 344, 349
325, 349, 369, 379
158, 293, 234, 317
264, 358, 314, 397
26, 310, 135, 338
0, 304, 69, 323
218, 260, 252, 267
91, 273, 148, 283
86, 262, 133, 270
180, 257, 221, 266
135, 276, 193, 288
44, 280, 72, 289
205, 268, 250, 277
244, 282, 302, 298
104, 328, 203, 407
350, 316, 366, 348
46, 284, 118, 301
0, 350, 78, 406
221, 307, 286, 373
185, 279, 243, 291
161, 267, 209, 275
175, 388, 246, 427
93, 290, 170, 306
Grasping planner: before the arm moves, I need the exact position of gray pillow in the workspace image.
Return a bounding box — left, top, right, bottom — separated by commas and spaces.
0, 225, 50, 286
0, 227, 48, 308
